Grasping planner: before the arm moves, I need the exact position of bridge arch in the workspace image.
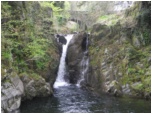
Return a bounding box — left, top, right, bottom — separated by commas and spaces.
69, 18, 87, 31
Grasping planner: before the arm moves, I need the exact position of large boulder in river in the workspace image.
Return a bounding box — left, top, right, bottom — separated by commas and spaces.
66, 31, 88, 84
1, 70, 24, 113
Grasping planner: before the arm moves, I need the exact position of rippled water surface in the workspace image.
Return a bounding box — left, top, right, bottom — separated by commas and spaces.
20, 85, 151, 113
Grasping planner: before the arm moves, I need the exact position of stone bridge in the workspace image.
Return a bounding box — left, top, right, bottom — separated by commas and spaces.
59, 10, 94, 30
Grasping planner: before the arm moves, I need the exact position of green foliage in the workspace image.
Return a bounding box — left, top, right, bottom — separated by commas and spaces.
40, 2, 52, 8
1, 1, 59, 78
24, 38, 47, 60
143, 77, 151, 93
40, 2, 63, 13
98, 15, 114, 20
97, 14, 120, 25
1, 2, 11, 17
30, 73, 41, 80
128, 68, 136, 74
143, 29, 151, 46
2, 50, 12, 60
40, 1, 71, 31
35, 60, 45, 70
1, 38, 13, 67
127, 47, 146, 62
64, 1, 70, 11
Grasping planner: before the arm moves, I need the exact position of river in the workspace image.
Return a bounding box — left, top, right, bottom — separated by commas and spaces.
20, 84, 151, 113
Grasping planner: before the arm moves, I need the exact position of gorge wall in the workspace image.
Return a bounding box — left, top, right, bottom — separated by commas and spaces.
1, 1, 60, 112
85, 1, 151, 99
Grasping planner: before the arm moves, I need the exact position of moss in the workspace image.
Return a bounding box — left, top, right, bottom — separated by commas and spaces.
19, 72, 41, 80
131, 83, 144, 91
142, 29, 151, 46
30, 73, 41, 80
97, 14, 121, 26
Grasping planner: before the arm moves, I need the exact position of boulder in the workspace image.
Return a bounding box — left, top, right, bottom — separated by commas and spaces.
1, 71, 24, 113
20, 73, 52, 100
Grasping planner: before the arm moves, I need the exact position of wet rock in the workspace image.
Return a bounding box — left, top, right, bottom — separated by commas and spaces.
56, 34, 67, 44
66, 31, 88, 84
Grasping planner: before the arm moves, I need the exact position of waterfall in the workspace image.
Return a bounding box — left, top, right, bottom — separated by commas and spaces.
76, 57, 89, 87
53, 34, 73, 88
77, 35, 89, 87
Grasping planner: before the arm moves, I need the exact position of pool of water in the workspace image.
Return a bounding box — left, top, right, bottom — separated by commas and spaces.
20, 85, 151, 113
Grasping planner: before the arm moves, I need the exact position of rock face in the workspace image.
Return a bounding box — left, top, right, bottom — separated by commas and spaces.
56, 34, 67, 45
1, 71, 24, 113
55, 34, 67, 56
66, 32, 88, 84
86, 1, 151, 99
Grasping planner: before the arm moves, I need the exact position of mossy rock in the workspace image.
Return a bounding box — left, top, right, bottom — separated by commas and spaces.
19, 72, 41, 81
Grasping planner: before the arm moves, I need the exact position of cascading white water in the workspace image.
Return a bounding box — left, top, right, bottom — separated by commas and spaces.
77, 36, 89, 87
53, 34, 73, 88
77, 56, 89, 87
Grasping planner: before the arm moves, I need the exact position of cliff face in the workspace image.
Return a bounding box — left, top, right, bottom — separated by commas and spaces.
86, 1, 151, 99
1, 1, 60, 112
